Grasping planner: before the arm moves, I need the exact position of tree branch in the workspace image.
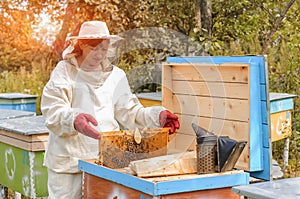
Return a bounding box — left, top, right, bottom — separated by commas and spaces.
261, 0, 296, 54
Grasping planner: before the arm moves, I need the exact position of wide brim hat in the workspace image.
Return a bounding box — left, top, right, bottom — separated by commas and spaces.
62, 21, 122, 59
66, 21, 123, 41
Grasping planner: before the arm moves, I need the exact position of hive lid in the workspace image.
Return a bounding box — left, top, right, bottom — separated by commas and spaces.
0, 92, 38, 99
163, 55, 271, 180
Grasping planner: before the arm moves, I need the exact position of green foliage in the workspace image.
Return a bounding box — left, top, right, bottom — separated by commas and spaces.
209, 1, 300, 176
0, 55, 56, 115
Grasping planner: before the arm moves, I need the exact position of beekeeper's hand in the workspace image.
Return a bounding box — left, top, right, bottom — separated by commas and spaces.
74, 113, 101, 139
159, 110, 180, 134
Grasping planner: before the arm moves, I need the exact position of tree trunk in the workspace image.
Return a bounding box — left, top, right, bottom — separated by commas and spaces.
194, 0, 201, 29
194, 0, 212, 55
195, 0, 212, 39
53, 3, 77, 60
200, 0, 212, 40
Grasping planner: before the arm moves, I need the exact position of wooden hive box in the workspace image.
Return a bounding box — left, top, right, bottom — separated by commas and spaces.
98, 128, 169, 169
0, 115, 49, 198
162, 56, 271, 180
0, 93, 38, 112
136, 92, 162, 107
269, 93, 297, 142
0, 115, 48, 151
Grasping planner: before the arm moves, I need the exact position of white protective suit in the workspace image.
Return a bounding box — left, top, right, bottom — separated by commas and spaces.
41, 57, 164, 173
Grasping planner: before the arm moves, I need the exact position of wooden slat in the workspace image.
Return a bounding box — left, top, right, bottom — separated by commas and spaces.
129, 151, 197, 177
0, 129, 48, 142
177, 114, 249, 138
162, 64, 174, 110
172, 94, 249, 122
161, 187, 241, 199
0, 135, 47, 151
171, 64, 249, 83
173, 80, 248, 99
144, 169, 244, 182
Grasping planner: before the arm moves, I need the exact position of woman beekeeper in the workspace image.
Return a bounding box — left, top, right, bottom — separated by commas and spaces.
41, 20, 180, 199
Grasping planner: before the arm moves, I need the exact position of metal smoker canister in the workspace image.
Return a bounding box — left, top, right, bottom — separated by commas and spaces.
196, 135, 217, 174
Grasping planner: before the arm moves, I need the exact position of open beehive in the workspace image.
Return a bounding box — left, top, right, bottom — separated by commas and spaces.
79, 56, 272, 198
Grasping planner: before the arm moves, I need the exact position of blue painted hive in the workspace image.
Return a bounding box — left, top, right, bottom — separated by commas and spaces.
162, 56, 271, 180
0, 93, 37, 113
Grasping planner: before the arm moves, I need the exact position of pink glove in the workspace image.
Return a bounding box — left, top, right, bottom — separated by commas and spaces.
159, 110, 180, 134
74, 113, 101, 139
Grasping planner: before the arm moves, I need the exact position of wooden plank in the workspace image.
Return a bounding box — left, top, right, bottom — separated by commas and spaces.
83, 173, 153, 199
31, 141, 47, 151
162, 64, 174, 111
177, 114, 249, 138
161, 187, 241, 199
171, 63, 249, 83
172, 94, 249, 122
146, 169, 244, 182
129, 151, 197, 177
154, 170, 249, 196
0, 129, 48, 142
252, 147, 272, 180
249, 62, 264, 172
0, 135, 47, 151
173, 80, 249, 99
29, 134, 48, 142
270, 98, 294, 114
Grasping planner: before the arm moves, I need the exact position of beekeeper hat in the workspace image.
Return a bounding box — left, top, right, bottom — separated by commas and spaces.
66, 21, 122, 41
62, 21, 122, 59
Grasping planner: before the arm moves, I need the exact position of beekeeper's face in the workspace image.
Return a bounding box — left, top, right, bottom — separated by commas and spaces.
80, 39, 110, 69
